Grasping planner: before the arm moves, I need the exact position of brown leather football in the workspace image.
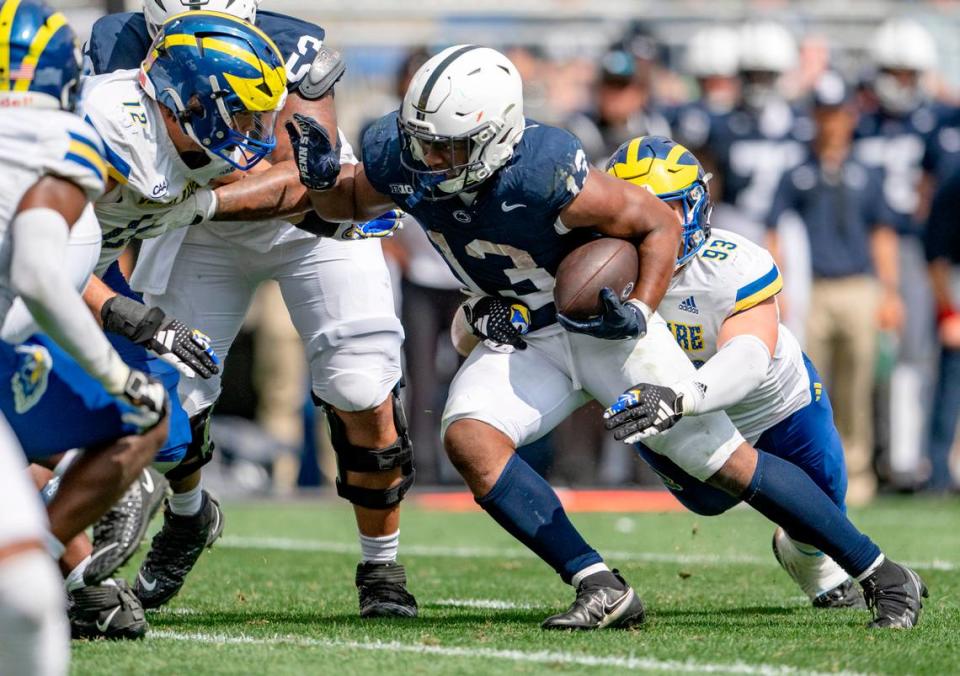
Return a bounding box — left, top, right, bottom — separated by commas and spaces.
554, 238, 638, 320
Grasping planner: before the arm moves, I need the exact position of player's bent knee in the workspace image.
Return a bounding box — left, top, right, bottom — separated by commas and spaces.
320, 371, 396, 413
319, 386, 415, 509
163, 408, 215, 482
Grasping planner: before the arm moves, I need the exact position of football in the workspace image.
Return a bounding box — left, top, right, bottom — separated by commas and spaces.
554, 237, 639, 319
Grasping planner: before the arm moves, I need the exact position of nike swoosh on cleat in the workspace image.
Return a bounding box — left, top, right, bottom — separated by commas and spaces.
597, 589, 634, 629
138, 572, 158, 592
96, 606, 121, 633
88, 542, 119, 565
140, 470, 154, 493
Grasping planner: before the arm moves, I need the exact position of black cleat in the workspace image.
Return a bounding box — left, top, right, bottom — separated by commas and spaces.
85, 467, 169, 586
68, 579, 147, 640
541, 570, 645, 630
356, 561, 418, 618
813, 579, 867, 610
134, 490, 224, 609
860, 559, 928, 628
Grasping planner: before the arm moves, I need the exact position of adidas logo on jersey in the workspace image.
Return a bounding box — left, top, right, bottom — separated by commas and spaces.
678, 296, 699, 314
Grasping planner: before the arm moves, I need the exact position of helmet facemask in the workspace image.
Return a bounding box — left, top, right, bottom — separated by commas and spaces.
661, 178, 712, 268
398, 116, 503, 201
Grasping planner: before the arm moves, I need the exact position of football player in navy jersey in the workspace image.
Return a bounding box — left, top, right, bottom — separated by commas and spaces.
853, 18, 940, 493
84, 0, 417, 618
289, 45, 928, 630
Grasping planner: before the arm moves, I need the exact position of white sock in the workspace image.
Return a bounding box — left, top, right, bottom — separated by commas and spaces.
571, 562, 610, 588
856, 554, 886, 582
168, 484, 203, 516
43, 531, 65, 561
0, 550, 69, 676
64, 556, 91, 592
359, 530, 399, 563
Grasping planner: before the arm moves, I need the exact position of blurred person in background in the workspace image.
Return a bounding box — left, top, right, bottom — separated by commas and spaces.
700, 22, 814, 340
670, 25, 741, 152
922, 167, 960, 493
566, 42, 671, 165
766, 72, 903, 505
853, 18, 939, 488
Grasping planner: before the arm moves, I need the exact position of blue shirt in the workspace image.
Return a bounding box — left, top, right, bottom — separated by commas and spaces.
767, 158, 894, 279
362, 114, 591, 330
925, 166, 960, 264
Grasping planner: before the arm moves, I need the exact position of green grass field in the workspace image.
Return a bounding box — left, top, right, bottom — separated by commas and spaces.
72, 496, 959, 675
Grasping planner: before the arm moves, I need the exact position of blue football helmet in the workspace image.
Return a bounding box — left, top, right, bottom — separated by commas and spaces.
606, 136, 712, 267
0, 0, 81, 111
139, 11, 287, 170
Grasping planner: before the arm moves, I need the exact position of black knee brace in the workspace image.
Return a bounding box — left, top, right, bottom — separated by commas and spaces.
315, 386, 415, 509
164, 407, 216, 482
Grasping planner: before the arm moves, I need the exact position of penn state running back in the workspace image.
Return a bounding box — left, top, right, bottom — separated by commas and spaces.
291, 45, 926, 629
85, 1, 417, 619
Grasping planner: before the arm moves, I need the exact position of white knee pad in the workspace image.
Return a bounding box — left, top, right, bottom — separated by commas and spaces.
0, 549, 69, 676
310, 317, 403, 413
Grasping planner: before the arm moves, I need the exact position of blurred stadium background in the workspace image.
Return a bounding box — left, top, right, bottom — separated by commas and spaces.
58, 0, 960, 504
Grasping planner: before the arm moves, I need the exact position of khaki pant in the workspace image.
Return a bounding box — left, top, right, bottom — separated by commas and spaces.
805, 275, 879, 505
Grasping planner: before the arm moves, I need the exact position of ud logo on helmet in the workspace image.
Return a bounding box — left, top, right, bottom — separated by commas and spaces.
0, 0, 82, 111
139, 11, 287, 170
606, 136, 712, 267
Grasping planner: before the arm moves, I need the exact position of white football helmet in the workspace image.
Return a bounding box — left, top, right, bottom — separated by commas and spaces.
144, 0, 260, 37
871, 19, 936, 114
399, 45, 524, 200
686, 26, 739, 78
738, 22, 797, 74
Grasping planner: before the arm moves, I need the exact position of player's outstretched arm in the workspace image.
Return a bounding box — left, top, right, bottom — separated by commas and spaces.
559, 167, 682, 314
13, 177, 166, 426
604, 297, 778, 442
210, 92, 337, 222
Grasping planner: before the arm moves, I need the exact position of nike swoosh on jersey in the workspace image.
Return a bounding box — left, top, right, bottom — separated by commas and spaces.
138, 572, 158, 592
501, 202, 526, 212
96, 606, 121, 633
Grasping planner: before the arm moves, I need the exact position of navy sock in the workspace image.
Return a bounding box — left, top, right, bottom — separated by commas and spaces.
476, 454, 602, 583
744, 450, 881, 578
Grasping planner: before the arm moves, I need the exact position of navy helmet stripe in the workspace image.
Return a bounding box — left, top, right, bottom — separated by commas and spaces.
415, 44, 480, 121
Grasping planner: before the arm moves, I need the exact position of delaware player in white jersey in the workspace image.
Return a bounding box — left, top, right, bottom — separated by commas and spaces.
602, 136, 868, 607
85, 1, 416, 618
75, 11, 287, 610
0, 0, 173, 662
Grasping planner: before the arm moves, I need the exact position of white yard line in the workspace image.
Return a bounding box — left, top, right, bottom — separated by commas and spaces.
431, 598, 535, 610
149, 630, 869, 676
217, 535, 957, 571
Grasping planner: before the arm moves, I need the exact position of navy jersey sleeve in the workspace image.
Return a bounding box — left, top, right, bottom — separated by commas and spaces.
360, 112, 405, 201
85, 12, 151, 75
255, 11, 326, 91
765, 170, 796, 229
925, 169, 960, 263
502, 124, 588, 222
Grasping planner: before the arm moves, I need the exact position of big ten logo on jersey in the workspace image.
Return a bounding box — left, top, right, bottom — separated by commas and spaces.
284, 35, 323, 83
667, 320, 704, 353
701, 238, 737, 261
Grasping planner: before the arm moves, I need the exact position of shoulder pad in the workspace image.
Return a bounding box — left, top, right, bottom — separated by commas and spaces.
52, 114, 108, 201
298, 46, 345, 100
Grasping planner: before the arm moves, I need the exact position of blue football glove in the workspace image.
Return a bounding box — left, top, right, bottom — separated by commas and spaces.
334, 210, 405, 240
603, 383, 684, 442
556, 287, 648, 340
284, 113, 341, 191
